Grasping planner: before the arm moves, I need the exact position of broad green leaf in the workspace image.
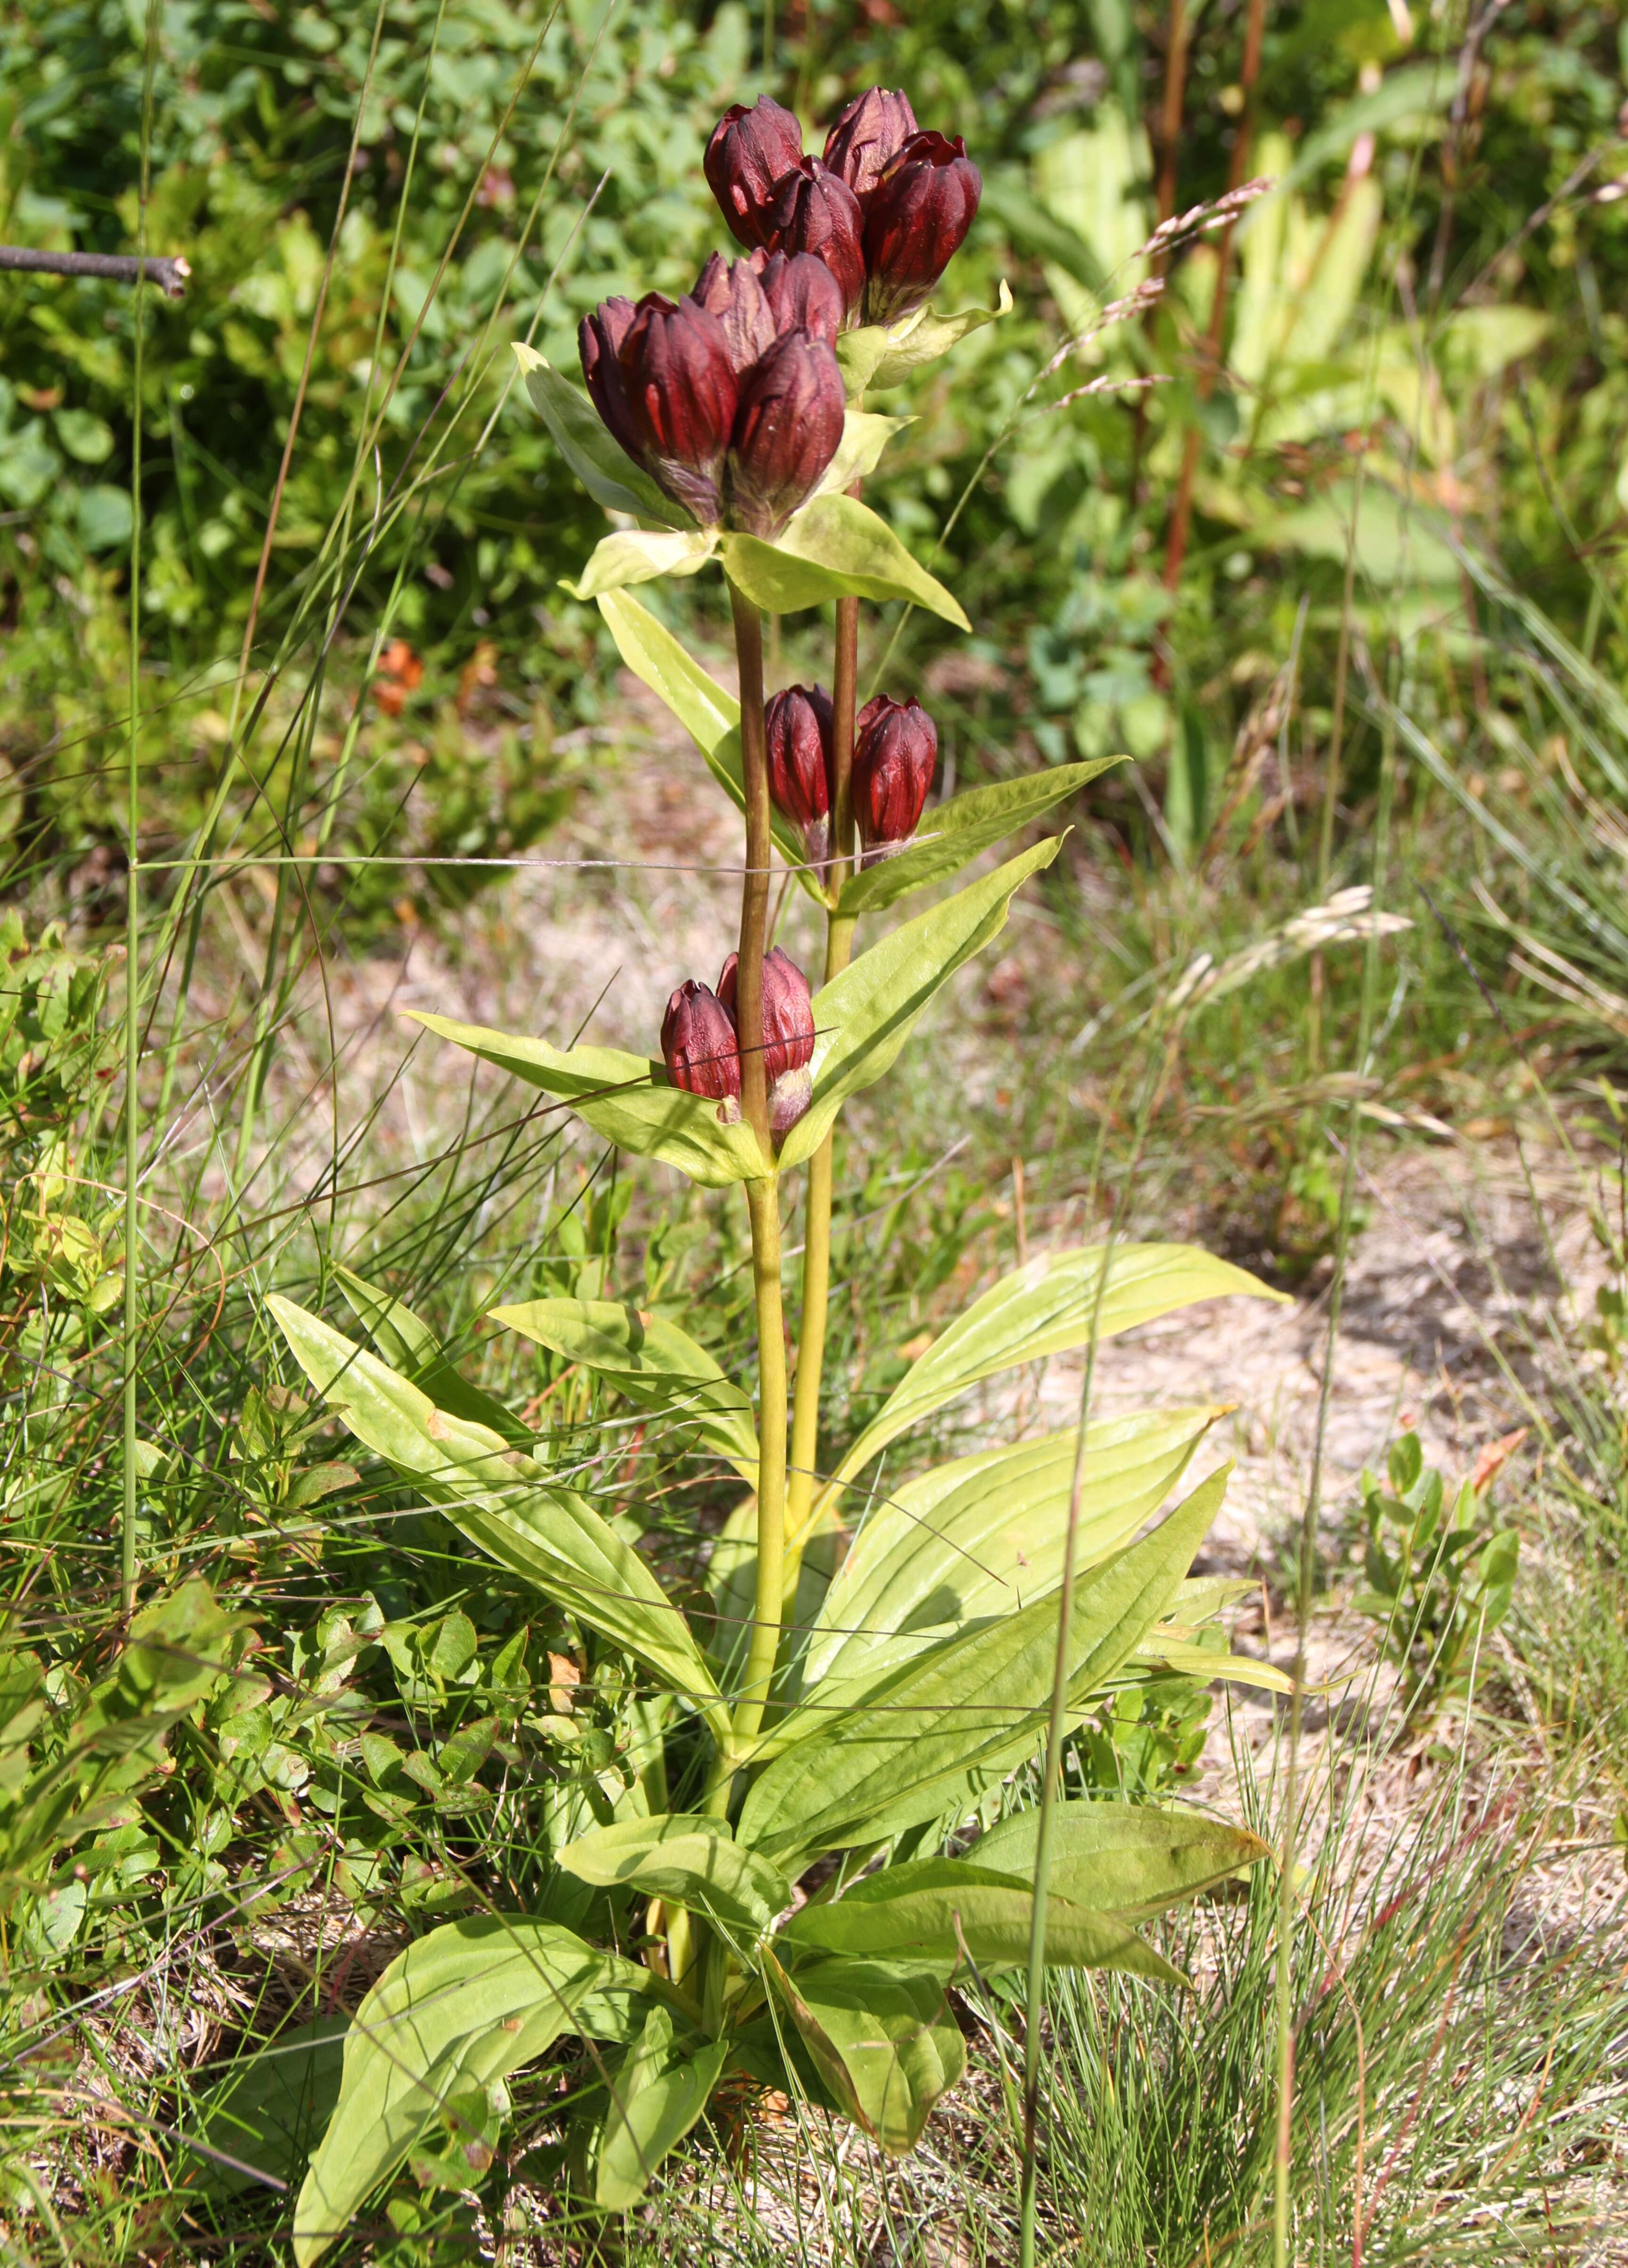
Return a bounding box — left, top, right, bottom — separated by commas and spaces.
489, 1298, 759, 1482
513, 345, 682, 527
562, 526, 717, 602
557, 1814, 790, 1936
265, 1298, 729, 1743
812, 408, 912, 497
594, 590, 815, 883
406, 1014, 772, 1187
738, 1467, 1230, 1864
974, 1803, 1270, 1918
721, 494, 969, 627
596, 2007, 728, 2211
292, 1916, 629, 2265
776, 840, 1061, 1173
801, 1406, 1225, 1691
837, 760, 1121, 917
1131, 1637, 1293, 1695
333, 1264, 530, 1446
766, 1952, 964, 2154
820, 1244, 1284, 1507
837, 281, 1014, 395
780, 1856, 1184, 1982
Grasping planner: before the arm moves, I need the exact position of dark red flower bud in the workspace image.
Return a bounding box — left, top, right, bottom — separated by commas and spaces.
614, 293, 739, 525
692, 252, 778, 376
717, 947, 816, 1138
751, 249, 845, 345
705, 96, 806, 250
862, 132, 982, 326
765, 683, 835, 865
578, 295, 643, 466
822, 87, 920, 211
761, 159, 867, 327
853, 694, 937, 864
660, 979, 742, 1114
725, 330, 846, 538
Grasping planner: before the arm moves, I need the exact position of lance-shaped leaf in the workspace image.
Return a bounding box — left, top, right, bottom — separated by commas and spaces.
818, 1245, 1284, 1506
765, 1951, 964, 2154
779, 1856, 1185, 1982
562, 526, 717, 602
776, 839, 1061, 1173
266, 1298, 729, 1743
513, 344, 683, 527
489, 1298, 758, 1482
334, 1264, 531, 1446
293, 1916, 636, 2265
836, 280, 1014, 396
557, 1814, 790, 1936
406, 1017, 772, 1188
973, 1803, 1270, 1918
595, 2006, 729, 2212
738, 1468, 1230, 1864
721, 494, 969, 627
595, 590, 812, 884
800, 1406, 1225, 1691
838, 760, 1123, 917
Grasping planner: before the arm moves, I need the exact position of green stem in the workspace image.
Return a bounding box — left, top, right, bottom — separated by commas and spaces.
785, 591, 859, 1543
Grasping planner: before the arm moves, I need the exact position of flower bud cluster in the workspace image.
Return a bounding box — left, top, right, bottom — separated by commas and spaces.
660, 948, 816, 1141
580, 255, 846, 537
765, 683, 938, 871
705, 88, 980, 331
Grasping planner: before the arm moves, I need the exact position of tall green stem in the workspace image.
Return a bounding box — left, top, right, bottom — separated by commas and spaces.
786, 591, 859, 1540
724, 581, 789, 1757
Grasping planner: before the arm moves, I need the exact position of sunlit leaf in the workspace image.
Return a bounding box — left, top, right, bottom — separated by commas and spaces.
837, 761, 1120, 917
765, 1951, 964, 2154
974, 1803, 1270, 1917
738, 1468, 1230, 1863
818, 1246, 1284, 1507
595, 2006, 729, 2211
558, 1813, 790, 1935
780, 1856, 1185, 1982
721, 494, 969, 626
489, 1298, 758, 1481
265, 1299, 729, 1742
513, 344, 682, 526
836, 281, 1014, 395
812, 409, 912, 497
800, 1406, 1225, 1691
292, 1917, 636, 2265
776, 840, 1061, 1172
333, 1264, 530, 1445
562, 526, 717, 602
406, 1014, 772, 1187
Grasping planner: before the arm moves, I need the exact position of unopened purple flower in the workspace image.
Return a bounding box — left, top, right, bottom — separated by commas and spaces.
705, 96, 806, 250
761, 159, 867, 327
862, 131, 981, 325
660, 979, 742, 1117
765, 683, 835, 866
853, 694, 937, 864
717, 947, 816, 1139
753, 249, 846, 345
579, 292, 739, 525
725, 329, 846, 538
692, 252, 778, 376
822, 88, 919, 211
